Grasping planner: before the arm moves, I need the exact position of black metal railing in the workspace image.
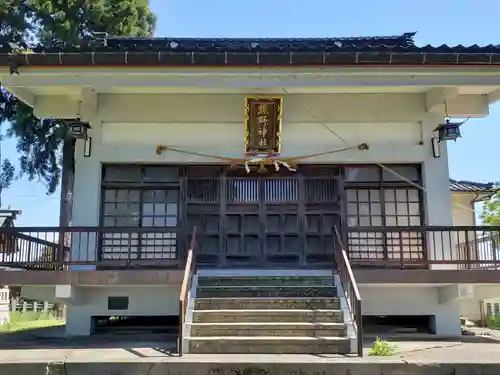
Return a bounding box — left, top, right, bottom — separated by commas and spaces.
0, 226, 182, 270
2, 225, 500, 272
178, 226, 197, 356
347, 226, 500, 269
334, 226, 363, 357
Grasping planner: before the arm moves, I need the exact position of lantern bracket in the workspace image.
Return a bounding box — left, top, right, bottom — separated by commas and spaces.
434, 101, 463, 142
65, 101, 91, 140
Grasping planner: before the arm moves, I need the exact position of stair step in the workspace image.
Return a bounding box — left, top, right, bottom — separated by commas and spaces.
196, 286, 337, 298
197, 276, 334, 287
194, 297, 341, 310
192, 309, 344, 323
189, 322, 347, 337
188, 336, 351, 354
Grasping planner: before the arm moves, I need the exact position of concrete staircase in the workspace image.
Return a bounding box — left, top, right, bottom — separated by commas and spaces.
183, 270, 357, 355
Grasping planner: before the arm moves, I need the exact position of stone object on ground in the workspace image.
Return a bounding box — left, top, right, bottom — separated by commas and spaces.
0, 287, 10, 325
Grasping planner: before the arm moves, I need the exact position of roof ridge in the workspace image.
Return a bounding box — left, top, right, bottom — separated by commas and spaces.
105, 33, 415, 41
449, 179, 496, 192
450, 178, 494, 185
2, 31, 500, 67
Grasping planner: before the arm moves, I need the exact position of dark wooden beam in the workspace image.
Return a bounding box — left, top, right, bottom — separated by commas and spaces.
355, 269, 500, 284
0, 270, 184, 286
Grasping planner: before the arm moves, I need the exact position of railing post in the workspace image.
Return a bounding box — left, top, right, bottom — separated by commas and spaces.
58, 228, 66, 269
333, 226, 363, 357
178, 226, 198, 356
178, 300, 183, 355
464, 230, 471, 270
399, 231, 404, 269
127, 232, 133, 268
422, 227, 430, 269
493, 230, 499, 271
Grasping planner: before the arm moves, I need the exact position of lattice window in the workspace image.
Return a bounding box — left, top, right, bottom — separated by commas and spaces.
346, 189, 383, 227
384, 188, 421, 226
345, 165, 424, 264
264, 179, 298, 203
101, 189, 178, 261
227, 179, 259, 203
345, 165, 421, 227
187, 179, 219, 203
102, 189, 140, 227
100, 165, 181, 262
305, 179, 338, 202
103, 166, 179, 183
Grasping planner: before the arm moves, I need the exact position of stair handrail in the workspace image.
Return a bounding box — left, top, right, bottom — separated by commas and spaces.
333, 225, 363, 357
178, 226, 198, 356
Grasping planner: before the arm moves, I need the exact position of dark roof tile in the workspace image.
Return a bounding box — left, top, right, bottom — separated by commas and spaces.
449, 179, 496, 192
1, 32, 498, 54
2, 32, 500, 68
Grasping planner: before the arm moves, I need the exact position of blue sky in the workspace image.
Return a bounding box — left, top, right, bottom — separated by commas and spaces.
3, 0, 499, 226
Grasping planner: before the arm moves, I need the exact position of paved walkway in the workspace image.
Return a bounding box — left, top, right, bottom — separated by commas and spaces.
0, 339, 499, 363
0, 327, 500, 364
0, 329, 499, 375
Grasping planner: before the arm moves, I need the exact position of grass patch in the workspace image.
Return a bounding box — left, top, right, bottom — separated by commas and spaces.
0, 312, 64, 333
368, 337, 397, 356
486, 315, 500, 330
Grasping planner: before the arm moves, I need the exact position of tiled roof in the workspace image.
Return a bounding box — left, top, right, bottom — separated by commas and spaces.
3, 32, 500, 53
96, 33, 500, 54
449, 179, 496, 193
38, 32, 421, 52
2, 32, 500, 68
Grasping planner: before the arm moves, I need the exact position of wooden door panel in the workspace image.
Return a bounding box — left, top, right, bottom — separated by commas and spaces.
185, 166, 342, 268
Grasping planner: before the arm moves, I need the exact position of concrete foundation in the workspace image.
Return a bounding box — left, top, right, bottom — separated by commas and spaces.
47, 283, 465, 337
64, 285, 180, 336
360, 285, 462, 335
3, 360, 500, 375
22, 281, 473, 338
431, 300, 462, 335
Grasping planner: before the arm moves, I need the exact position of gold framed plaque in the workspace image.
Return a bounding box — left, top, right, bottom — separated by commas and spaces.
244, 96, 283, 156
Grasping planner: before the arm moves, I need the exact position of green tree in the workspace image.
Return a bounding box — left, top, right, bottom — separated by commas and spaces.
481, 186, 500, 225
0, 0, 156, 222
0, 0, 32, 43
0, 143, 15, 208
1, 0, 155, 319
0, 0, 32, 207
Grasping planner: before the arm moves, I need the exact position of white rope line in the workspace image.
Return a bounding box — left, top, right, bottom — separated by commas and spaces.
281, 88, 481, 217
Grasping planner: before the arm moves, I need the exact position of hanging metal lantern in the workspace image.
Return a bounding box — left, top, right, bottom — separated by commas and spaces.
66, 120, 91, 139
435, 119, 463, 142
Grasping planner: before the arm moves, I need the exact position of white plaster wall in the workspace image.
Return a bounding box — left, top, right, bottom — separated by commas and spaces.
65, 285, 180, 336
70, 93, 450, 219
425, 193, 477, 273
360, 285, 461, 335
452, 193, 476, 226
65, 93, 453, 264
64, 283, 464, 336
451, 194, 476, 275
21, 286, 56, 303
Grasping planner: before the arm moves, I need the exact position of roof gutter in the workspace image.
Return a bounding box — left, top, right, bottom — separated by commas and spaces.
470, 190, 497, 205
3, 50, 500, 72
